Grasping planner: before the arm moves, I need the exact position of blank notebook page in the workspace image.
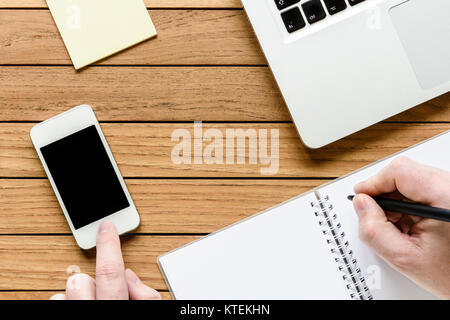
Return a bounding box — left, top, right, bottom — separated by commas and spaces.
159, 192, 351, 299
319, 131, 450, 299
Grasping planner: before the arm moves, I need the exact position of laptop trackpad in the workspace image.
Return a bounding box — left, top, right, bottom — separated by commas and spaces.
389, 0, 450, 90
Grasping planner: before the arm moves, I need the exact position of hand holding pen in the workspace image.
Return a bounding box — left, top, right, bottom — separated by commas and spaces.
349, 156, 450, 300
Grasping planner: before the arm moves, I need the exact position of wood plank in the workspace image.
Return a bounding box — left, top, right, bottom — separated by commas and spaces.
0, 66, 286, 122
388, 93, 450, 122
0, 10, 263, 65
0, 179, 323, 234
0, 235, 197, 290
0, 67, 449, 122
0, 0, 241, 8
0, 290, 173, 300
0, 123, 448, 178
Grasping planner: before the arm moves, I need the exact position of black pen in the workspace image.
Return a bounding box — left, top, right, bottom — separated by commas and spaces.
347, 195, 450, 223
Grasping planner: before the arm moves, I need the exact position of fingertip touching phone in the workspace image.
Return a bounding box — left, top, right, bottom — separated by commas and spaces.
30, 105, 140, 249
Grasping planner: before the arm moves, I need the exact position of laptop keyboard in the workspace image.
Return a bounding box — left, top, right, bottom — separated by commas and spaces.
276, 0, 366, 33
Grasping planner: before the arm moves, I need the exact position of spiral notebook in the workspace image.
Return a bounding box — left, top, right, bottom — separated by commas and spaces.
158, 131, 450, 300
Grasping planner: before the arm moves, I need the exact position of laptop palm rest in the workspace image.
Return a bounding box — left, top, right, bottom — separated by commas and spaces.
389, 0, 450, 90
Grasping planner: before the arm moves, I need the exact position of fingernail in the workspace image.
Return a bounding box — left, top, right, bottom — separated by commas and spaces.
99, 221, 114, 234
353, 195, 366, 216
354, 181, 365, 192
126, 268, 140, 285
66, 273, 82, 291
153, 289, 162, 300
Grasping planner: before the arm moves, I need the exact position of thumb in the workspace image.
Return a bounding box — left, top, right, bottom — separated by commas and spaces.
125, 269, 162, 300
352, 194, 414, 265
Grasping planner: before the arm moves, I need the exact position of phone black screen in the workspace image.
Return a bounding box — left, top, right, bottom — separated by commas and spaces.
40, 125, 130, 230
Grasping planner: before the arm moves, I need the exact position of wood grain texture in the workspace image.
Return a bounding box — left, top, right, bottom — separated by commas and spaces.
0, 291, 172, 300
0, 123, 448, 178
0, 10, 263, 65
0, 66, 286, 122
0, 0, 241, 8
1, 3, 449, 298
0, 179, 323, 234
0, 67, 449, 122
0, 235, 197, 290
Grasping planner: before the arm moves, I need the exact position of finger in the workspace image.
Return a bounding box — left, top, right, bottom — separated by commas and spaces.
411, 216, 448, 234
354, 157, 415, 195
394, 215, 414, 234
408, 215, 423, 225
125, 269, 162, 300
96, 221, 128, 300
354, 156, 449, 206
65, 273, 96, 300
385, 211, 404, 224
49, 293, 66, 300
352, 194, 417, 269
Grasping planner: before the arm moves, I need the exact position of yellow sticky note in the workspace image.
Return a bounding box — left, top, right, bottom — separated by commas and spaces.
46, 0, 157, 69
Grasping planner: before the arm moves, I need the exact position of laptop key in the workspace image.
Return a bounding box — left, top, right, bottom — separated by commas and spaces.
275, 0, 300, 11
281, 7, 306, 33
348, 0, 366, 6
302, 0, 326, 24
323, 0, 347, 15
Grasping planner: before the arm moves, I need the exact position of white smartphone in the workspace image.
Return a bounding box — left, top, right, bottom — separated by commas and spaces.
30, 105, 140, 249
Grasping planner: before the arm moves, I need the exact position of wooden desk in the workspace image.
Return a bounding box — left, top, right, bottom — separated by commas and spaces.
0, 0, 448, 300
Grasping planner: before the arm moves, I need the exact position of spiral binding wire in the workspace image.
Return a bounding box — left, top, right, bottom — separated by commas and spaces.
311, 192, 373, 300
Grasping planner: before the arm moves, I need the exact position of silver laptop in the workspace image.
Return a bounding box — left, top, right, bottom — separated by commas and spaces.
242, 0, 450, 148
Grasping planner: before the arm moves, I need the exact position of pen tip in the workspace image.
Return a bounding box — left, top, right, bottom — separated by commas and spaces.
347, 195, 355, 201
